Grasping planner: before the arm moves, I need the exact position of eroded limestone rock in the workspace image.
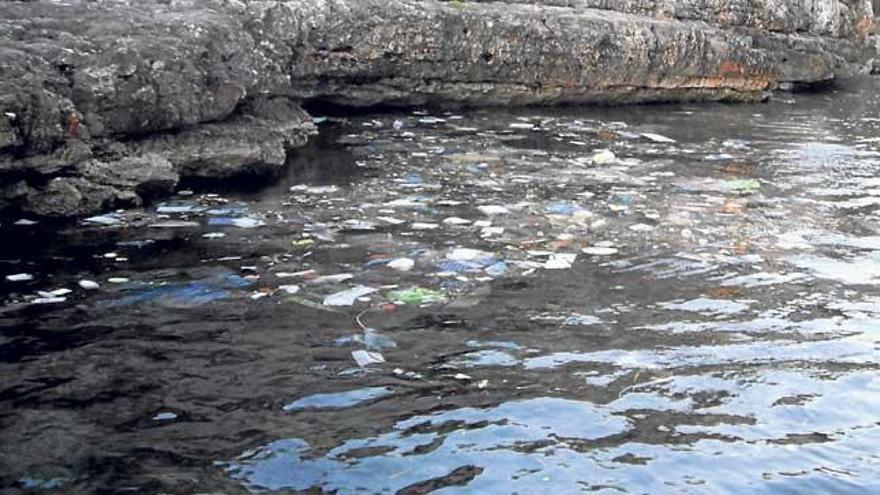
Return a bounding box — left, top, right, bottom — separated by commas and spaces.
0, 0, 875, 217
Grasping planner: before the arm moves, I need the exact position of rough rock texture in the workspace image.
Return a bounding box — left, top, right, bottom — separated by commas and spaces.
0, 0, 876, 217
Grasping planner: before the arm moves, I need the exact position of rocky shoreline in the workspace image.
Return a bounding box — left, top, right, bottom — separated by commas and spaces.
1, 0, 877, 217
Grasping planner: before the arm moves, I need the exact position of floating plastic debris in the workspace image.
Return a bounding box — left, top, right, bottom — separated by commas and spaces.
477, 205, 510, 216
83, 214, 121, 225
386, 258, 415, 271
582, 246, 619, 256
591, 149, 616, 164
351, 350, 386, 367
641, 132, 676, 143
323, 286, 377, 306
148, 220, 200, 228
208, 217, 265, 229
545, 253, 577, 270
387, 287, 447, 305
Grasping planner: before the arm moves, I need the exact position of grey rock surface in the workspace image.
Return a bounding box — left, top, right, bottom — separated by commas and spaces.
0, 0, 876, 217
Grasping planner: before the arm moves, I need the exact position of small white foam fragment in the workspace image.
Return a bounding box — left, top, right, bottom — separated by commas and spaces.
275, 270, 314, 279
377, 216, 407, 225
14, 219, 38, 226
387, 258, 415, 271
202, 232, 226, 239
341, 219, 376, 231
156, 205, 198, 213
591, 149, 616, 164
278, 284, 301, 294
352, 350, 385, 367
629, 223, 655, 232
83, 215, 120, 225
509, 122, 534, 129
453, 373, 472, 381
323, 285, 377, 306
642, 132, 676, 143
545, 253, 578, 270
107, 277, 130, 284
290, 184, 339, 194
152, 412, 177, 421
32, 297, 66, 304
410, 222, 439, 230
477, 205, 510, 216
310, 273, 354, 284
447, 248, 493, 261
443, 217, 472, 225
582, 246, 619, 256
526, 250, 555, 257
149, 220, 200, 228
6, 273, 33, 282
37, 288, 72, 298
227, 217, 265, 229
78, 280, 100, 290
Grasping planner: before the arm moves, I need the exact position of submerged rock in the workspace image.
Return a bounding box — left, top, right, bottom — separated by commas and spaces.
0, 0, 876, 216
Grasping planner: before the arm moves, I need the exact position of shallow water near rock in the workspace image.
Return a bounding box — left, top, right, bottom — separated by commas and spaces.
3, 78, 880, 493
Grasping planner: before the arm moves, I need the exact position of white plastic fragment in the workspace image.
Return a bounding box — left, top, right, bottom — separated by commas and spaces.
387, 258, 415, 271
227, 218, 265, 229
442, 217, 472, 225
6, 273, 33, 282
310, 273, 354, 284
278, 285, 301, 294
149, 221, 200, 228
79, 280, 100, 290
447, 248, 493, 261
377, 216, 407, 225
156, 205, 198, 213
38, 288, 71, 298
591, 149, 616, 164
641, 132, 676, 143
544, 253, 578, 270
477, 205, 510, 216
323, 285, 377, 306
290, 185, 339, 194
582, 246, 619, 256
32, 297, 66, 304
107, 277, 130, 284
629, 223, 655, 232
410, 222, 439, 230
352, 350, 385, 367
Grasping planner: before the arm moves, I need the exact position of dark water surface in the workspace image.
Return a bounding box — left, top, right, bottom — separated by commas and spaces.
3, 78, 880, 494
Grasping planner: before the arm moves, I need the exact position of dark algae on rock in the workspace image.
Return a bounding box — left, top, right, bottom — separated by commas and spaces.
0, 0, 878, 217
